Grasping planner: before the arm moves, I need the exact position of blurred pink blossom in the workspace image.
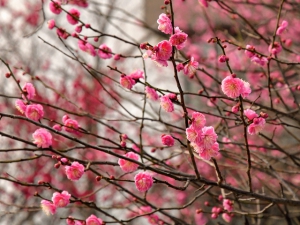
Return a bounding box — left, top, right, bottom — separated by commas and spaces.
118, 152, 139, 173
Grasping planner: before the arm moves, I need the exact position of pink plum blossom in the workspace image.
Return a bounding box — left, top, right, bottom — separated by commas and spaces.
75, 25, 82, 33
145, 86, 159, 101
223, 199, 234, 212
198, 126, 218, 149
190, 141, 203, 154
157, 13, 173, 34
221, 75, 244, 98
98, 44, 112, 59
161, 134, 175, 146
64, 118, 79, 134
160, 95, 174, 112
183, 57, 199, 77
169, 27, 188, 50
143, 41, 173, 67
118, 152, 139, 173
248, 117, 266, 135
176, 63, 184, 71
62, 115, 70, 123
52, 191, 71, 208
218, 55, 228, 63
25, 104, 44, 121
186, 126, 202, 143
41, 200, 56, 215
15, 99, 27, 114
191, 112, 206, 129
199, 142, 219, 160
154, 40, 172, 61
22, 83, 36, 100
134, 172, 153, 192
244, 109, 258, 120
49, 1, 62, 14
276, 20, 288, 35
120, 75, 135, 90
32, 128, 52, 148
86, 214, 103, 225
47, 19, 55, 29
67, 8, 80, 25
65, 161, 85, 181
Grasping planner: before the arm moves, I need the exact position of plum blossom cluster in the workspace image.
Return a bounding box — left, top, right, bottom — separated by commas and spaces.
120, 70, 144, 90
43, 197, 103, 224
186, 112, 219, 160
41, 190, 71, 215
157, 14, 188, 50
48, 2, 114, 58
141, 40, 172, 67
15, 83, 53, 148
16, 97, 44, 122
210, 202, 233, 222
245, 45, 268, 66
221, 74, 251, 99
140, 13, 190, 67
117, 144, 153, 192
118, 152, 153, 192
244, 109, 267, 135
